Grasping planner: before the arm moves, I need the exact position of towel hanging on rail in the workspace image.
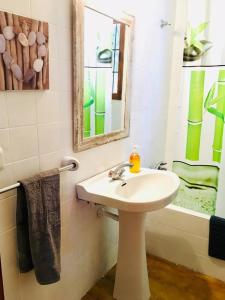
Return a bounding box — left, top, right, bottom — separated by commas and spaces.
16, 168, 61, 285
208, 215, 225, 261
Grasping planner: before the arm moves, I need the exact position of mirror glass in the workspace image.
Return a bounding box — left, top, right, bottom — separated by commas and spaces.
83, 7, 128, 138
73, 1, 133, 152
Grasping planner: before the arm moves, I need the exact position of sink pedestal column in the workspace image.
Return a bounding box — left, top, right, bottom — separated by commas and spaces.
113, 211, 150, 300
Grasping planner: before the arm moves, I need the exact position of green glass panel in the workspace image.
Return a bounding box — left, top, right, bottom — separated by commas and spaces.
172, 161, 219, 215
95, 69, 106, 135
95, 114, 105, 135
83, 69, 95, 138
186, 70, 205, 161
212, 70, 225, 163
186, 123, 202, 161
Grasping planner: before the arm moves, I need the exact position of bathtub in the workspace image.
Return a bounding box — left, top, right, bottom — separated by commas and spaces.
145, 204, 225, 282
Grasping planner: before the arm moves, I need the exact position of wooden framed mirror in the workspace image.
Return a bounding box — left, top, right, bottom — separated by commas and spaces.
72, 0, 134, 152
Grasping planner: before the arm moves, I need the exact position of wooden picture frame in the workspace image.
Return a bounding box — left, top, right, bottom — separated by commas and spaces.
72, 0, 134, 152
0, 11, 49, 91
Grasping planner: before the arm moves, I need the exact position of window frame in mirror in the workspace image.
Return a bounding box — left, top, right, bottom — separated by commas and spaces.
72, 0, 134, 152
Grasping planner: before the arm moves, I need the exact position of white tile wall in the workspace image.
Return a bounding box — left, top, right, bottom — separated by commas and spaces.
0, 94, 8, 129
0, 129, 10, 164
6, 93, 37, 127
9, 126, 39, 161
0, 0, 177, 299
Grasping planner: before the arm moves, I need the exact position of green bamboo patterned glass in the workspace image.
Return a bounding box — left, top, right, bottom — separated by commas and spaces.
212, 70, 225, 163
95, 69, 106, 135
172, 161, 219, 215
94, 18, 113, 136
173, 161, 219, 189
186, 70, 205, 161
83, 70, 94, 138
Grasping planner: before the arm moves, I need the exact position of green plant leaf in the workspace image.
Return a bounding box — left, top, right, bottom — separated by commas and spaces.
192, 40, 204, 51
194, 22, 209, 36
188, 22, 209, 47
204, 82, 225, 122
83, 97, 94, 109
204, 83, 216, 109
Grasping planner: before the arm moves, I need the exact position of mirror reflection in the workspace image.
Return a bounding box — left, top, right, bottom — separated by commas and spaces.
83, 7, 128, 138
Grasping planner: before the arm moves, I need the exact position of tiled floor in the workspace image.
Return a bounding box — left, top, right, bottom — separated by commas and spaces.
82, 255, 225, 300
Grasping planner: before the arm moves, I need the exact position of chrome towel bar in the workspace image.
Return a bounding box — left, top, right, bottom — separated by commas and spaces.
0, 158, 79, 194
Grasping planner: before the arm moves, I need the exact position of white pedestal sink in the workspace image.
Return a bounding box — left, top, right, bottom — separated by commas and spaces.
76, 167, 180, 300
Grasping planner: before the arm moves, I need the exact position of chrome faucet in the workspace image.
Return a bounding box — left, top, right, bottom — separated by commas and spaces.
153, 161, 167, 171
108, 163, 133, 180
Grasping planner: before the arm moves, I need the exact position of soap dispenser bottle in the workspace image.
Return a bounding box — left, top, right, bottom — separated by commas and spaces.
129, 145, 141, 173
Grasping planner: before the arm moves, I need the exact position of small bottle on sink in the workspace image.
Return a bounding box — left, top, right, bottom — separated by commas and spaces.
129, 145, 141, 173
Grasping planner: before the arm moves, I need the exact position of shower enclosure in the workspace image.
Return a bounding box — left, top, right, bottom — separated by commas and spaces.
166, 0, 225, 217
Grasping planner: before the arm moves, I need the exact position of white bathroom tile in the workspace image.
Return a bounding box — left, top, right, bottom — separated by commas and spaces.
49, 24, 58, 60
61, 122, 73, 152
38, 122, 63, 154
146, 220, 208, 257
59, 91, 72, 123
19, 272, 50, 300
30, 0, 57, 24
12, 157, 39, 182
49, 58, 60, 92
150, 206, 210, 238
6, 92, 37, 127
0, 229, 22, 300
57, 26, 72, 61
0, 195, 16, 234
57, 59, 72, 92
147, 233, 225, 283
0, 129, 11, 163
56, 0, 72, 29
0, 164, 15, 200
60, 170, 77, 202
0, 0, 31, 17
9, 126, 39, 162
36, 91, 60, 124
0, 93, 8, 129
39, 151, 62, 171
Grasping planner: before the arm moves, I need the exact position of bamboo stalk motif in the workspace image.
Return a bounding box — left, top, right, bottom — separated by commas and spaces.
212, 70, 225, 163
83, 70, 94, 138
95, 69, 106, 135
94, 33, 112, 135
186, 70, 205, 161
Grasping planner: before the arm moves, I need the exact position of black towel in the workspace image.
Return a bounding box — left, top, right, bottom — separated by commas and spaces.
208, 215, 225, 260
16, 169, 61, 285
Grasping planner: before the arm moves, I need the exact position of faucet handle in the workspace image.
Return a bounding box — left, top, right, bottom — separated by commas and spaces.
118, 168, 125, 177
151, 161, 167, 170
157, 162, 167, 170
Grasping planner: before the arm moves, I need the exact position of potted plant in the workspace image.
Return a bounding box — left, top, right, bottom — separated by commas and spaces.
183, 22, 212, 62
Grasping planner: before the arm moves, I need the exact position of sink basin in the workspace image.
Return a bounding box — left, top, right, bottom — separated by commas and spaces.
76, 168, 179, 212
76, 167, 180, 300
